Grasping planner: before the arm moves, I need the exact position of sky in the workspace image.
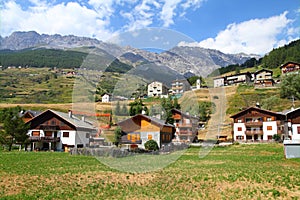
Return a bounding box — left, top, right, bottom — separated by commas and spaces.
0, 0, 299, 55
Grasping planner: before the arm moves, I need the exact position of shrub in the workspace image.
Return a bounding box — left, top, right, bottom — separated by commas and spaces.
144, 140, 159, 151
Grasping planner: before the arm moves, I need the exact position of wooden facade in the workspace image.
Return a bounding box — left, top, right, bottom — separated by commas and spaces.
280, 62, 300, 74
171, 108, 199, 143
230, 107, 285, 141
118, 114, 174, 148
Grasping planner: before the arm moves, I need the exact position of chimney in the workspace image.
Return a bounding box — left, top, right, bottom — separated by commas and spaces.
68, 110, 72, 118
81, 116, 85, 122
256, 102, 260, 108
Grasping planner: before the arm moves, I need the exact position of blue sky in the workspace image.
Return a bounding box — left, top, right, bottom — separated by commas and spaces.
0, 0, 299, 55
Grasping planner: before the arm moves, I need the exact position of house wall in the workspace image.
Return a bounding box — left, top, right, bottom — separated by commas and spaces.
291, 124, 300, 140
60, 130, 77, 146
214, 78, 224, 88
148, 82, 168, 97
139, 131, 160, 148
262, 121, 278, 140
233, 123, 246, 141
255, 71, 272, 80
102, 94, 110, 103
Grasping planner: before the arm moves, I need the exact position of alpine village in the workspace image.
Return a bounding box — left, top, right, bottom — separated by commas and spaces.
1, 32, 300, 199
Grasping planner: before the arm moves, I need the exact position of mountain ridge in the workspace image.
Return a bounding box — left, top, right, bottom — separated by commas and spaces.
0, 31, 259, 76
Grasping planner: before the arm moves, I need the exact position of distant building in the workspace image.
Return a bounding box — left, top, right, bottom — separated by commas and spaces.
253, 69, 274, 88
171, 79, 191, 96
280, 62, 300, 75
213, 77, 225, 88
213, 72, 252, 88
147, 81, 169, 98
102, 94, 111, 103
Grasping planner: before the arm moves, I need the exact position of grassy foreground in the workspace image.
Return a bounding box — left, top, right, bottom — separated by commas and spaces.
0, 144, 299, 199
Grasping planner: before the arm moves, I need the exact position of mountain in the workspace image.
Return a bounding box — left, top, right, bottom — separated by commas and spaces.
0, 31, 258, 77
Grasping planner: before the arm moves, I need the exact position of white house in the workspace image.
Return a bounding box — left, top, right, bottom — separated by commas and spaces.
147, 81, 169, 98
26, 109, 98, 151
285, 107, 300, 140
102, 94, 111, 103
230, 106, 285, 141
213, 77, 224, 88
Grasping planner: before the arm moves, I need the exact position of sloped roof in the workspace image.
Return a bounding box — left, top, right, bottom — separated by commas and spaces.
171, 108, 200, 120
280, 61, 300, 69
118, 114, 173, 130
26, 109, 96, 130
254, 69, 273, 75
230, 106, 285, 119
19, 110, 42, 118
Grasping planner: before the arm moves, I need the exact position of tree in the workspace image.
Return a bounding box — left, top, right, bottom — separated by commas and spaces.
199, 101, 215, 122
114, 126, 122, 147
129, 99, 148, 116
160, 96, 181, 124
144, 140, 159, 151
0, 107, 30, 151
280, 74, 300, 100
115, 101, 121, 115
120, 104, 129, 116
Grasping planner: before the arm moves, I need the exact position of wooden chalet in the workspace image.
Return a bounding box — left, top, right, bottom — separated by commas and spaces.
171, 108, 199, 143
285, 107, 300, 140
26, 110, 98, 151
230, 106, 285, 141
280, 62, 300, 75
117, 114, 174, 149
253, 69, 274, 87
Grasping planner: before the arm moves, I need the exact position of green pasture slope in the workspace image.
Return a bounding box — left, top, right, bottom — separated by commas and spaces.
0, 144, 299, 199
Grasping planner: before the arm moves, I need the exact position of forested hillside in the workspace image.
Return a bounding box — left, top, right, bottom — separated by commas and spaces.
0, 48, 87, 68
209, 39, 300, 77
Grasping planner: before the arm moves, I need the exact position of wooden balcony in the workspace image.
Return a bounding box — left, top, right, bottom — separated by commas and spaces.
245, 130, 263, 135
176, 123, 193, 128
245, 121, 263, 126
29, 136, 60, 142
120, 139, 142, 144
177, 130, 194, 135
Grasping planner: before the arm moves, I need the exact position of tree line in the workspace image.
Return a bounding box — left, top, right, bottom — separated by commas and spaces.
208, 39, 300, 77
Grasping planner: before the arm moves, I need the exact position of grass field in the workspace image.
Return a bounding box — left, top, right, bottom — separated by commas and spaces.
0, 144, 299, 199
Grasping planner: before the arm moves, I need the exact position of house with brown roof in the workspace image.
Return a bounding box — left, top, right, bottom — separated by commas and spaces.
117, 114, 174, 149
230, 106, 285, 141
253, 69, 274, 87
26, 110, 98, 151
171, 108, 199, 143
280, 62, 300, 75
285, 107, 300, 140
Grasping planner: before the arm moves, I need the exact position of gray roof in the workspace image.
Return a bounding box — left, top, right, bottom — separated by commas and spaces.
49, 110, 96, 130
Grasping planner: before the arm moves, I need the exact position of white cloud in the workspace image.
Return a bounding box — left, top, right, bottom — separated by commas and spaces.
179, 11, 297, 55
160, 0, 182, 27
1, 0, 115, 40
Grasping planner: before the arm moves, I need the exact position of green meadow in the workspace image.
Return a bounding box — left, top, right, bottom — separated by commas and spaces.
0, 143, 299, 199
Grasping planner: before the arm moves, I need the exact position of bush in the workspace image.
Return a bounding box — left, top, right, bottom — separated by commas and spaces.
144, 140, 159, 151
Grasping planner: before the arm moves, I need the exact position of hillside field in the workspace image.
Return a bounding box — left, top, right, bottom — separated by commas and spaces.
0, 144, 299, 199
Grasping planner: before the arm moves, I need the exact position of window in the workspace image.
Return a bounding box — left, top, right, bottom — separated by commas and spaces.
63, 132, 69, 137
45, 131, 52, 137
297, 126, 300, 134
267, 117, 272, 121
267, 126, 272, 131
267, 135, 273, 140
237, 119, 242, 123
237, 127, 242, 131
32, 131, 40, 136
148, 134, 153, 140
86, 133, 90, 138
236, 136, 244, 140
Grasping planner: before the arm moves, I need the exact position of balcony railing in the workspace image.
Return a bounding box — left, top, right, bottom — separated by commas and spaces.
176, 123, 193, 128
120, 139, 142, 144
29, 136, 60, 142
245, 130, 263, 135
177, 130, 194, 135
245, 121, 263, 126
